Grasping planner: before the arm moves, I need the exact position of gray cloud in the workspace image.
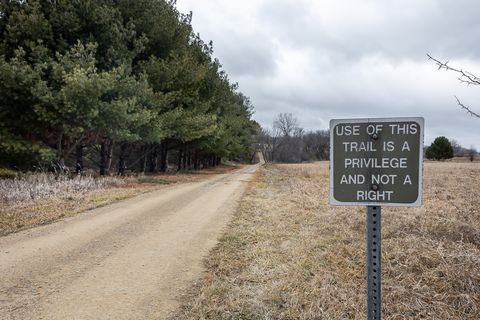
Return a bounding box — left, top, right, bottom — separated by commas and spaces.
177, 0, 480, 149
214, 32, 277, 77
259, 0, 480, 61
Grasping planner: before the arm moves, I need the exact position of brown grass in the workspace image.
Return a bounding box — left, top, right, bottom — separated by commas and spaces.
0, 165, 241, 237
175, 161, 480, 319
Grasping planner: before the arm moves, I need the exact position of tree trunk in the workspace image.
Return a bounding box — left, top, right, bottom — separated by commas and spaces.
118, 143, 128, 175
100, 140, 107, 176
106, 140, 113, 173
177, 149, 183, 171
56, 132, 66, 171
100, 138, 113, 176
182, 146, 188, 170
159, 141, 168, 172
271, 140, 276, 163
187, 152, 192, 170
75, 144, 83, 175
193, 152, 199, 170
210, 155, 215, 167
139, 145, 147, 173
149, 144, 158, 173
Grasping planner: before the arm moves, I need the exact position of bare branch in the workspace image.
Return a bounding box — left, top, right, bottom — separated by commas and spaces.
455, 96, 480, 118
428, 54, 480, 119
273, 113, 299, 137
427, 54, 480, 86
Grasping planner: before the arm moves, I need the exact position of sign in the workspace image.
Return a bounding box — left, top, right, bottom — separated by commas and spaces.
330, 117, 424, 206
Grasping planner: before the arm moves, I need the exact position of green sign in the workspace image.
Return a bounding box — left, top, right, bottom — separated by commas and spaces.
330, 117, 424, 206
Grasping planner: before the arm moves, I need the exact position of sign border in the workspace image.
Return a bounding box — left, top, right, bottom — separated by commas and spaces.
329, 117, 424, 207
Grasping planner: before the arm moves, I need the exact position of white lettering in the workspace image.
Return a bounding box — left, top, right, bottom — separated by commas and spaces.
357, 190, 365, 200
371, 174, 397, 185
352, 158, 360, 168
410, 123, 418, 134
344, 158, 407, 169
343, 141, 377, 152
389, 123, 418, 135
366, 124, 383, 135
356, 190, 394, 201
403, 175, 412, 185
383, 141, 395, 152
340, 174, 365, 184
336, 125, 360, 136
345, 158, 352, 168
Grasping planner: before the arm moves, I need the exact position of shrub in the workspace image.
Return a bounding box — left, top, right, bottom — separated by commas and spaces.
425, 136, 454, 160
0, 133, 56, 170
0, 168, 18, 179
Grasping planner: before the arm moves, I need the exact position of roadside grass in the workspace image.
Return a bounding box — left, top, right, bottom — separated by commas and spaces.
137, 177, 171, 185
0, 165, 240, 236
0, 175, 157, 236
0, 187, 157, 235
0, 173, 126, 202
176, 161, 480, 319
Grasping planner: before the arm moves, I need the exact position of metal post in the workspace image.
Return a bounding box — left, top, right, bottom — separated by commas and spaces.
367, 206, 381, 320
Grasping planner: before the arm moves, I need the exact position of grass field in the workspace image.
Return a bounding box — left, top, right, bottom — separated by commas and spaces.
176, 161, 480, 319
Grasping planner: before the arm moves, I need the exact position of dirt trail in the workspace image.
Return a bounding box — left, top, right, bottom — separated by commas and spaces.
0, 163, 260, 320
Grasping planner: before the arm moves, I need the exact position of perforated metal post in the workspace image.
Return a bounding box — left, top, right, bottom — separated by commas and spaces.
367, 206, 381, 320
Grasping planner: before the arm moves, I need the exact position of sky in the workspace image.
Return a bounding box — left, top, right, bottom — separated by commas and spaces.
176, 0, 480, 149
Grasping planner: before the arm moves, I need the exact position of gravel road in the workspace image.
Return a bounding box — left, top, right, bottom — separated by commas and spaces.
0, 164, 260, 319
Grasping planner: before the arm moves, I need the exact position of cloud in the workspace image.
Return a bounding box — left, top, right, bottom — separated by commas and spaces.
180, 0, 279, 77
259, 0, 480, 61
214, 32, 278, 77
176, 0, 480, 149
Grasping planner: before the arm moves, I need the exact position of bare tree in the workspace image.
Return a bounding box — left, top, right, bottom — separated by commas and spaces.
257, 127, 280, 163
427, 54, 480, 118
450, 139, 463, 156
303, 130, 330, 160
469, 146, 477, 162
273, 113, 299, 137
257, 113, 331, 163
272, 114, 304, 163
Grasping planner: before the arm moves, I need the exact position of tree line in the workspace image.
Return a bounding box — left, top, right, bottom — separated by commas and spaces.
0, 0, 257, 175
258, 114, 477, 163
258, 113, 330, 163
425, 136, 476, 161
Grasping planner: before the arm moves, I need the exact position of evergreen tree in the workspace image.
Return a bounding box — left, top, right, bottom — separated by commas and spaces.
0, 0, 256, 173
425, 136, 454, 160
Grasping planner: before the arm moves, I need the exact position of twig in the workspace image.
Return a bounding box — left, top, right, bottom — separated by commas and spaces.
428, 54, 480, 118
427, 54, 480, 86
455, 96, 480, 118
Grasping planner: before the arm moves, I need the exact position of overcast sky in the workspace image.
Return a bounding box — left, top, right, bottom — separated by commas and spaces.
176, 0, 480, 149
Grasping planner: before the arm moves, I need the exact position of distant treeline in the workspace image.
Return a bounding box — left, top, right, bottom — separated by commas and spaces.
0, 0, 257, 174
450, 140, 477, 158
258, 113, 330, 163
258, 114, 477, 164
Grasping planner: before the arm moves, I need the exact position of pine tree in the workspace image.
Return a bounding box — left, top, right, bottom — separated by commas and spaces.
425, 136, 454, 160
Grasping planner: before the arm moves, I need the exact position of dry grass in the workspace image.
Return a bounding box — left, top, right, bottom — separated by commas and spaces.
0, 165, 241, 236
176, 161, 480, 319
0, 173, 128, 202
0, 174, 157, 236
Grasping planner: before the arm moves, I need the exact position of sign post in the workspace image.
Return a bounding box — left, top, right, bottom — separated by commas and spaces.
329, 117, 424, 320
367, 205, 381, 320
